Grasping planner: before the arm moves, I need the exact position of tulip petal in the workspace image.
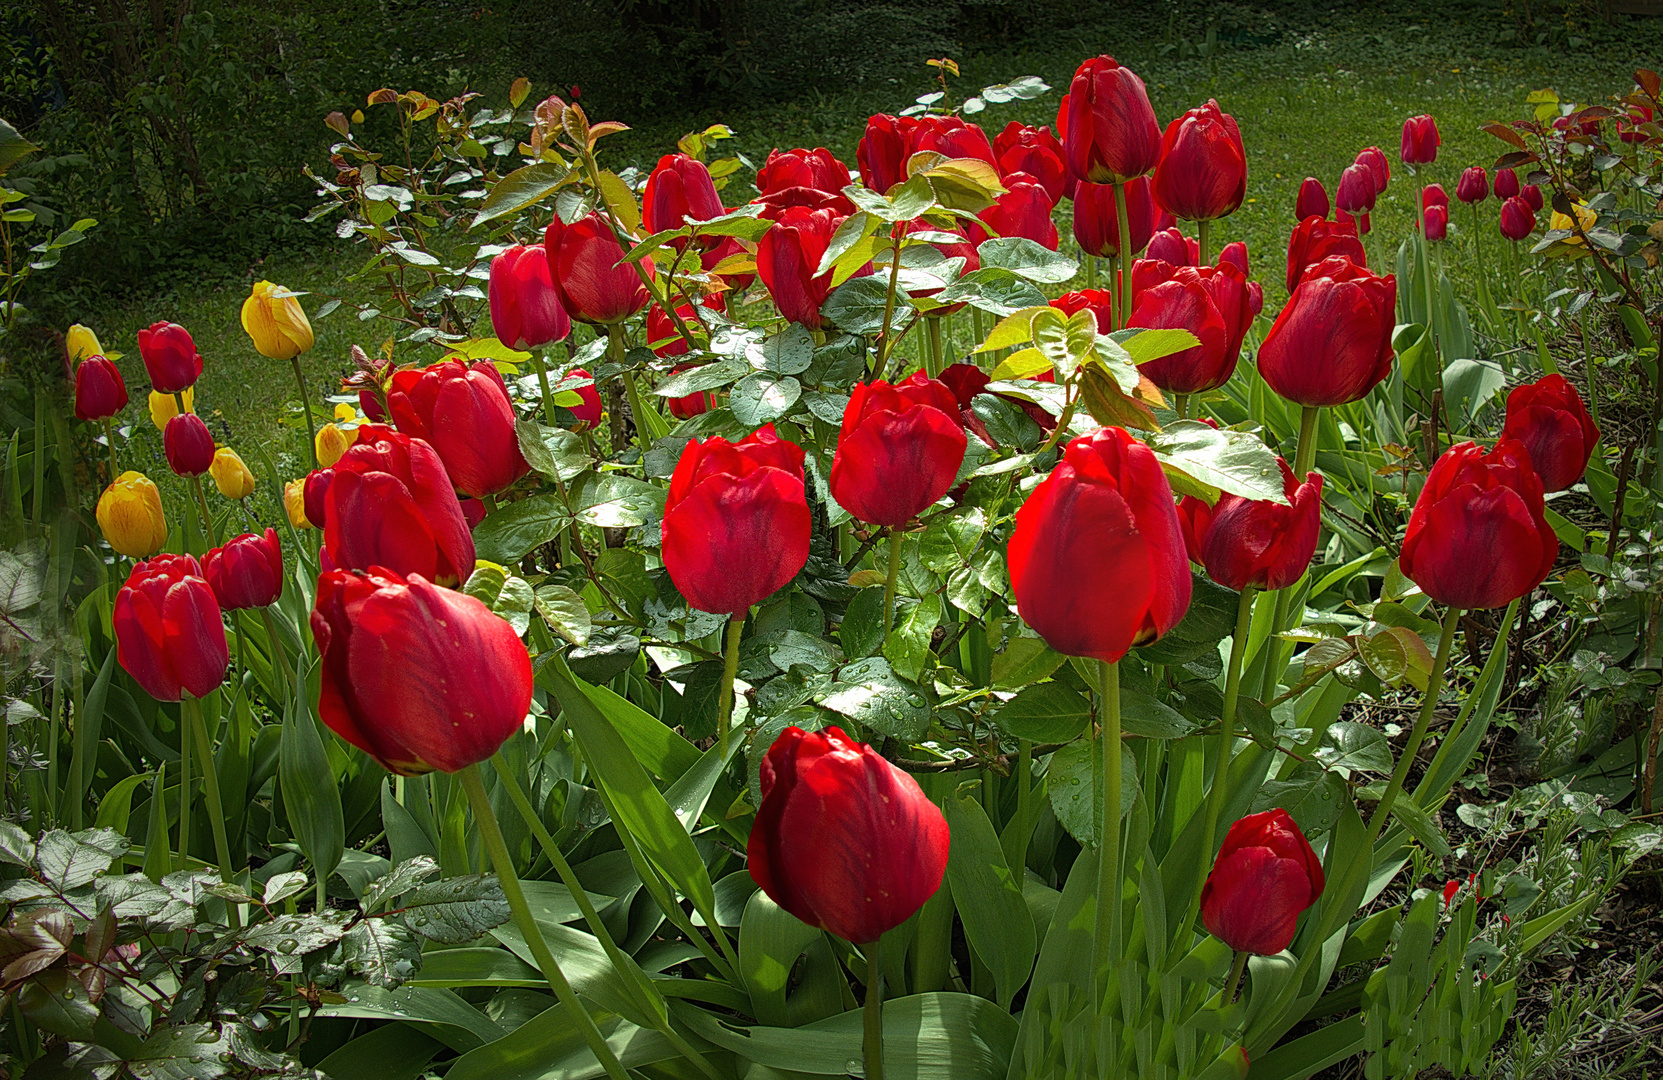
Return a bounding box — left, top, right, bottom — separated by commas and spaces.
114, 587, 181, 702
662, 467, 811, 616
161, 579, 230, 699
1200, 845, 1316, 956
326, 471, 441, 581
829, 405, 967, 527
1409, 483, 1546, 610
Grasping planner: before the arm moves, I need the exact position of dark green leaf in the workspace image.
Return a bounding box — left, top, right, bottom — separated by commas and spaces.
402, 875, 512, 944
994, 683, 1091, 743
815, 657, 930, 740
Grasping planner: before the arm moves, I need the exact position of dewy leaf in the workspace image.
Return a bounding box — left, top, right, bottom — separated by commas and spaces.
1315, 721, 1393, 774
514, 421, 591, 483
36, 828, 128, 890
730, 372, 802, 426
1048, 741, 1137, 847
401, 875, 512, 944
976, 237, 1079, 284
573, 473, 665, 528
991, 636, 1066, 689
362, 856, 441, 914
754, 324, 815, 376
534, 584, 593, 646
653, 357, 749, 398
342, 919, 425, 989
1146, 420, 1286, 504
242, 910, 352, 965
816, 211, 879, 275
815, 657, 930, 740
823, 276, 896, 335
994, 682, 1092, 743
472, 493, 573, 564
883, 594, 943, 683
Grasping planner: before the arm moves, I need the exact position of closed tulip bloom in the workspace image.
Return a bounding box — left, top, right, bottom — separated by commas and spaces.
993, 122, 1071, 202
1334, 163, 1376, 217
830, 372, 967, 528
857, 114, 916, 195
1355, 146, 1391, 193
284, 478, 311, 529
1400, 439, 1558, 610
1456, 166, 1490, 204
303, 469, 333, 529
1179, 460, 1322, 591
560, 368, 604, 429
1502, 374, 1599, 492
1151, 99, 1246, 222
1493, 167, 1520, 199
910, 115, 998, 169
1073, 177, 1155, 259
164, 413, 215, 477
1259, 255, 1396, 408
1295, 177, 1329, 221
1423, 204, 1449, 241
1400, 114, 1440, 165
1499, 196, 1536, 242
241, 281, 314, 360
322, 425, 476, 584
1521, 184, 1544, 211
1052, 288, 1118, 333
748, 725, 949, 944
1422, 184, 1448, 211
315, 423, 352, 467
1062, 56, 1163, 184
1129, 260, 1252, 395
202, 528, 283, 610
755, 147, 853, 210
1008, 426, 1191, 661
97, 472, 167, 557
661, 424, 811, 616
148, 386, 193, 430
1146, 226, 1199, 266
1200, 809, 1326, 956
137, 322, 203, 394
312, 567, 532, 776
489, 245, 570, 351
545, 212, 653, 325
969, 171, 1058, 250
74, 356, 128, 421
210, 447, 255, 499
757, 206, 845, 330
66, 324, 103, 365
113, 554, 229, 702
1286, 216, 1366, 292
642, 153, 725, 237
1218, 242, 1263, 316
388, 359, 530, 499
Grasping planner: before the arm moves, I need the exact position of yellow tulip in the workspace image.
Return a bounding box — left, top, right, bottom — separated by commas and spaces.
96, 472, 167, 557
148, 387, 194, 429
1550, 202, 1597, 244
315, 422, 353, 467
284, 478, 312, 529
241, 280, 315, 360
210, 447, 256, 499
66, 324, 104, 365
334, 401, 358, 423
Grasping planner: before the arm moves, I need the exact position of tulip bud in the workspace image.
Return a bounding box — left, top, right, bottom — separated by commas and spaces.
1295, 177, 1329, 221
1200, 809, 1325, 956
1052, 288, 1117, 333
74, 356, 129, 421
1502, 374, 1599, 492
303, 469, 333, 529
642, 153, 726, 237
909, 116, 998, 170
202, 528, 283, 610
1493, 167, 1521, 200
388, 359, 531, 499
489, 245, 571, 351
1423, 204, 1448, 241
648, 298, 723, 358
1061, 56, 1163, 184
241, 281, 315, 360
164, 413, 215, 477
1146, 226, 1199, 267
316, 423, 352, 467
559, 368, 604, 430
1521, 184, 1544, 211
1073, 177, 1155, 259
1259, 255, 1395, 408
1127, 260, 1252, 396
1456, 166, 1490, 204
66, 324, 104, 365
1285, 216, 1366, 293
1217, 242, 1262, 315
1400, 439, 1559, 610
1421, 184, 1448, 212
1355, 146, 1391, 193
1179, 460, 1322, 591
756, 147, 854, 205
321, 426, 476, 584
993, 122, 1071, 202
1334, 163, 1376, 216
137, 322, 203, 394
829, 372, 967, 529
1499, 196, 1536, 242
756, 206, 848, 330
968, 171, 1059, 251
97, 471, 168, 558
662, 424, 811, 616
1151, 99, 1246, 222
114, 554, 230, 702
1400, 114, 1440, 165
665, 365, 717, 419
312, 567, 532, 775
284, 478, 311, 529
148, 387, 193, 430
1009, 426, 1191, 661
545, 212, 653, 325
210, 447, 256, 499
748, 725, 949, 944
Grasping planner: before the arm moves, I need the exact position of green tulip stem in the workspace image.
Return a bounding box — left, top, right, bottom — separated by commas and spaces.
101, 418, 120, 485
287, 355, 320, 470
1201, 586, 1255, 869
1197, 218, 1212, 269
1092, 657, 1123, 1012
1112, 184, 1134, 332
1222, 949, 1249, 1005
1175, 394, 1190, 420
881, 528, 905, 636
716, 615, 745, 760
925, 316, 946, 378
1292, 405, 1321, 479
875, 226, 906, 368
863, 936, 886, 1080
259, 606, 294, 702
183, 695, 239, 928
458, 763, 633, 1080
529, 351, 561, 426
177, 697, 192, 873
971, 307, 985, 350
190, 476, 219, 548
1368, 604, 1461, 841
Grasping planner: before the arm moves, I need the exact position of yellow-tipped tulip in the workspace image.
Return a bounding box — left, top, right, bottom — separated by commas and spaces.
210, 447, 256, 499
315, 422, 352, 467
241, 281, 315, 360
66, 324, 104, 365
96, 472, 168, 557
1550, 202, 1598, 245
284, 478, 312, 529
148, 386, 194, 429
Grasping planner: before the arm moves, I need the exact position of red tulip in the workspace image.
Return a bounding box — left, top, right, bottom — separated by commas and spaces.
562, 368, 604, 429
747, 725, 949, 944
1400, 115, 1440, 165
1200, 809, 1325, 956
642, 153, 725, 237
1502, 373, 1599, 492
1151, 99, 1246, 222
1456, 167, 1490, 204
648, 296, 725, 358
489, 245, 570, 350
1008, 426, 1191, 661
303, 469, 333, 529
993, 122, 1071, 202
1295, 177, 1329, 221
1072, 177, 1155, 259
1218, 242, 1264, 315
665, 366, 717, 419
1128, 260, 1252, 395
74, 356, 129, 421
1423, 204, 1449, 241
756, 206, 846, 330
388, 359, 530, 499
321, 425, 476, 584
312, 567, 532, 776
1422, 184, 1448, 211
755, 147, 852, 210
137, 322, 203, 394
829, 372, 967, 528
544, 212, 652, 325
1355, 146, 1391, 193
661, 424, 811, 616
1619, 106, 1654, 144
202, 528, 284, 610
1499, 196, 1536, 241
1400, 439, 1558, 610
114, 554, 230, 702
1060, 56, 1163, 184
358, 390, 388, 423
1146, 226, 1199, 267
1493, 167, 1521, 200
969, 171, 1058, 250
1259, 255, 1395, 408
1286, 216, 1366, 292
1052, 288, 1116, 333
857, 114, 916, 195
938, 363, 997, 447
1179, 460, 1322, 591
910, 114, 998, 169
1521, 184, 1544, 211
164, 413, 215, 477
1334, 163, 1376, 217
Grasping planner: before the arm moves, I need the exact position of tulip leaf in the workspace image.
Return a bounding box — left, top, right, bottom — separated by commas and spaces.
471, 162, 570, 227
976, 237, 1079, 284
1441, 356, 1508, 432
994, 682, 1091, 743
279, 687, 345, 885
730, 372, 802, 426
472, 493, 573, 563
815, 657, 931, 741
738, 890, 846, 1027
1047, 740, 1138, 848
1146, 420, 1287, 505
1315, 721, 1394, 774
1389, 797, 1453, 858
945, 796, 1037, 1009
653, 357, 749, 398
990, 636, 1066, 690
573, 473, 664, 528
